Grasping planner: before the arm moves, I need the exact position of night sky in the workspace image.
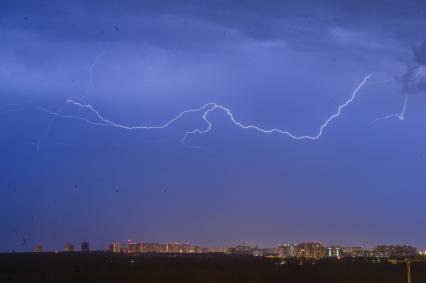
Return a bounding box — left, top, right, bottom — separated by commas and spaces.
1, 0, 426, 252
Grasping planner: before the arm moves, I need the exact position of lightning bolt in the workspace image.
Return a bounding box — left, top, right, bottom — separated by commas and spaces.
81, 51, 109, 100
372, 94, 408, 123
183, 74, 371, 143
22, 52, 110, 149
36, 74, 371, 145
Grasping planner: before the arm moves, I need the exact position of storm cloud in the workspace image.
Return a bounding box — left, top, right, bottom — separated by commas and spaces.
399, 42, 426, 94
2, 0, 426, 252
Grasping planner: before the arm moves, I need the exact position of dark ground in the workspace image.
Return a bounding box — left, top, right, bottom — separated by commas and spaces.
1, 252, 425, 283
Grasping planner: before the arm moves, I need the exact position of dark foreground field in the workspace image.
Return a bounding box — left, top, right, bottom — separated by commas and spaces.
1, 253, 426, 283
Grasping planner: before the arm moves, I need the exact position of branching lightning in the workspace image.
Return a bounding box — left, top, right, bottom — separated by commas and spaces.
26, 52, 110, 150
373, 94, 408, 123
37, 74, 372, 145
373, 63, 426, 124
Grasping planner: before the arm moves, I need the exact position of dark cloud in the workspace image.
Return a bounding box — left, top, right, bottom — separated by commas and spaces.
1, 0, 425, 99
399, 66, 426, 93
398, 42, 426, 94
1, 0, 425, 52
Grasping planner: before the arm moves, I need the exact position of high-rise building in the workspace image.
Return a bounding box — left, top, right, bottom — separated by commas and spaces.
33, 244, 42, 253
159, 244, 168, 253
326, 246, 343, 258
181, 243, 191, 254
81, 242, 90, 252
64, 244, 74, 252
140, 243, 162, 253
190, 245, 199, 253
127, 242, 179, 253
278, 244, 296, 258
373, 245, 417, 258
109, 243, 121, 253
123, 241, 206, 254
278, 246, 284, 258
126, 240, 134, 253
342, 247, 364, 257
295, 242, 324, 259
133, 243, 141, 253
167, 243, 181, 253
190, 246, 209, 254
210, 246, 230, 254
127, 241, 139, 253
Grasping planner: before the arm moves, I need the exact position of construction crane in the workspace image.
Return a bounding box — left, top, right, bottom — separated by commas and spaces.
388, 258, 426, 283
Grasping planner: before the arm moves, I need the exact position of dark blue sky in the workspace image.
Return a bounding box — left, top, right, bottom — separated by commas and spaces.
1, 0, 426, 252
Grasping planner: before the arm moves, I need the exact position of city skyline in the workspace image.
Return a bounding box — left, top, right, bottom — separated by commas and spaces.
17, 239, 426, 255
26, 239, 424, 260
2, 0, 426, 253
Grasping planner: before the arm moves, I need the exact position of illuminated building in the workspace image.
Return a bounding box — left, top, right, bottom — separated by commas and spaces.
81, 242, 90, 252
33, 244, 42, 253
109, 243, 121, 253
190, 245, 200, 253
278, 244, 296, 258
124, 241, 204, 254
140, 243, 164, 253
373, 245, 417, 258
134, 243, 144, 253
167, 243, 181, 253
210, 246, 230, 254
295, 242, 324, 259
159, 244, 168, 253
181, 243, 190, 253
127, 241, 138, 253
342, 247, 364, 257
326, 246, 343, 258
140, 243, 154, 253
191, 245, 208, 253
64, 244, 74, 252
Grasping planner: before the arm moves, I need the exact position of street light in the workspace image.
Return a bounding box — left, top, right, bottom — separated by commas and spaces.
388, 258, 426, 283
